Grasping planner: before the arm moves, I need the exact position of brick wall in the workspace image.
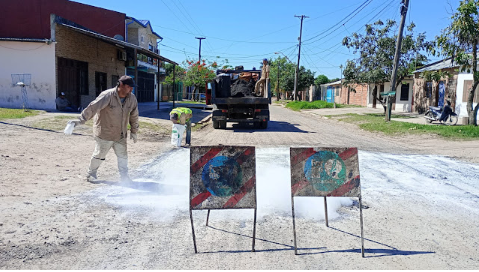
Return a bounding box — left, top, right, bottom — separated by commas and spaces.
412, 69, 457, 114
338, 84, 368, 106
55, 25, 126, 108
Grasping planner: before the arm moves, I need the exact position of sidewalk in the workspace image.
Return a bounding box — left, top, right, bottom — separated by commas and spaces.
303, 106, 431, 125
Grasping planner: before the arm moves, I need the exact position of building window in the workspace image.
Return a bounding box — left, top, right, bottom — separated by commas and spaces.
148, 44, 153, 51
95, 72, 107, 97
336, 87, 340, 96
111, 75, 119, 88
426, 82, 432, 98
400, 83, 409, 101
141, 35, 144, 43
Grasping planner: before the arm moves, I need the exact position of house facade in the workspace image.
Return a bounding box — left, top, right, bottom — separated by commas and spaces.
320, 80, 369, 107
366, 78, 414, 112
0, 0, 176, 111
125, 17, 165, 103
412, 58, 478, 124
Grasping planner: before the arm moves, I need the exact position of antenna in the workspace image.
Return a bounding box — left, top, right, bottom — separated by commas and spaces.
11, 74, 31, 111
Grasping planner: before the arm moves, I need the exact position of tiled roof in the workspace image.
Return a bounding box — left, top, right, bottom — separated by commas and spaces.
127, 17, 162, 40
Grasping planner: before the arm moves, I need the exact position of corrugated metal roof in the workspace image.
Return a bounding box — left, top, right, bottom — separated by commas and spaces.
0, 38, 49, 43
323, 80, 342, 86
412, 58, 457, 73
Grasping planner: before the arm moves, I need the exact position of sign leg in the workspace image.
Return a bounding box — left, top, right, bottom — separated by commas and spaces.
252, 208, 257, 252
206, 209, 210, 226
359, 196, 365, 258
291, 196, 298, 255
324, 196, 329, 227
189, 209, 198, 253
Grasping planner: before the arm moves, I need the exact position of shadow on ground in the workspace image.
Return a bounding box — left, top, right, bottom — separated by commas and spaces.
228, 120, 314, 133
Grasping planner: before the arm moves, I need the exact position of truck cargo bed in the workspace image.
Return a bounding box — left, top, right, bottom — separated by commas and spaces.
212, 97, 269, 105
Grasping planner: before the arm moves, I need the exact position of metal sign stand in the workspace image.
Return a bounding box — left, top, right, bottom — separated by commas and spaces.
189, 208, 257, 253
189, 146, 257, 253
290, 147, 365, 257
291, 195, 365, 257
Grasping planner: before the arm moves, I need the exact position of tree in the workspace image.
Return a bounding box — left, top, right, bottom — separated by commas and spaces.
269, 57, 296, 99
164, 63, 185, 85
183, 59, 216, 101
314, 75, 329, 86
342, 20, 431, 113
432, 0, 479, 126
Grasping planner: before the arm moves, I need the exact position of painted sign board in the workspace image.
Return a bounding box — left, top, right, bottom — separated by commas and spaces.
190, 146, 256, 210
290, 147, 360, 197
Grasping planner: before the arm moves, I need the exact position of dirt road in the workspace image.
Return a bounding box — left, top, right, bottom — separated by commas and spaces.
0, 103, 478, 269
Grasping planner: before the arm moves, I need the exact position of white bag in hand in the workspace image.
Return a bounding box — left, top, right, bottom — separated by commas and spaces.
171, 124, 186, 147
64, 122, 75, 135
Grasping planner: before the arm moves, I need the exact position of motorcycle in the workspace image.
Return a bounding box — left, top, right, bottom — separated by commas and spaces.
424, 104, 458, 125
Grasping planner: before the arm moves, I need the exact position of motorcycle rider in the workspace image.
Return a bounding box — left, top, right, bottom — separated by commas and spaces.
439, 100, 452, 122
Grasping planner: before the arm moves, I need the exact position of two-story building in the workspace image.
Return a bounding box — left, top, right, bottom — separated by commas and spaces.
0, 0, 176, 111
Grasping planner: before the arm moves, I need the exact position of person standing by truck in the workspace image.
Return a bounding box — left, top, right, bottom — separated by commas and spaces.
67, 75, 139, 183
254, 58, 270, 96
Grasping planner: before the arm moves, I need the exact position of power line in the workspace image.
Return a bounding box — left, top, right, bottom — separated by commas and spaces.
302, 0, 374, 46
302, 0, 373, 44
160, 0, 196, 35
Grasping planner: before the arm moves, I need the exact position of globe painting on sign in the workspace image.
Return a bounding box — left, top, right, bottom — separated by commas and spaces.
190, 146, 256, 209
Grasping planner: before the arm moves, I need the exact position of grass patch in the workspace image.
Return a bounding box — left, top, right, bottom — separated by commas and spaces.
0, 108, 41, 120
285, 100, 346, 111
138, 121, 169, 134
337, 113, 479, 139
176, 100, 206, 105
33, 115, 92, 131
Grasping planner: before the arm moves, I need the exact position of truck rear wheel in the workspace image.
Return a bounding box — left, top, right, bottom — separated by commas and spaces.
213, 120, 219, 129
260, 121, 268, 129
219, 120, 227, 129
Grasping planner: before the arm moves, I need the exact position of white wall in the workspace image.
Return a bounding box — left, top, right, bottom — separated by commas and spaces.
393, 79, 413, 112
456, 73, 479, 120
0, 41, 56, 110
366, 81, 413, 112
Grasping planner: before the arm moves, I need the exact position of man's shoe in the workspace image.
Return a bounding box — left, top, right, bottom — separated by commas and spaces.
86, 172, 97, 182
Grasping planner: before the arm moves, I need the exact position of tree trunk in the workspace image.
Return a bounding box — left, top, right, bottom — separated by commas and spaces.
468, 40, 478, 126
372, 85, 377, 108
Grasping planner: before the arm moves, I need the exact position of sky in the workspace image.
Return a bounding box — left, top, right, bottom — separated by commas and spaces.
74, 0, 460, 80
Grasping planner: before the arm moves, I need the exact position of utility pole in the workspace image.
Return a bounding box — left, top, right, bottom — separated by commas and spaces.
386, 0, 409, 121
194, 37, 205, 101
277, 61, 280, 101
293, 15, 308, 101
195, 37, 205, 62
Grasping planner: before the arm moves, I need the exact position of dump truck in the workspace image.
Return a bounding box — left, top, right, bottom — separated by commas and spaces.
209, 69, 271, 129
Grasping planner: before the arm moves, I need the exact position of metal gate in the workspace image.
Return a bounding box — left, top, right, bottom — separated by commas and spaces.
57, 57, 88, 108
135, 71, 155, 102
326, 86, 333, 103
438, 81, 445, 107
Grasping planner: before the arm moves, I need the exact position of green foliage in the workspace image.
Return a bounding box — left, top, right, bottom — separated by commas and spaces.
182, 59, 216, 88
269, 57, 315, 96
164, 64, 186, 85
342, 19, 431, 88
0, 108, 40, 120
420, 70, 452, 82
285, 100, 343, 111
314, 75, 329, 86
337, 113, 479, 139
433, 0, 479, 125
329, 78, 340, 83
